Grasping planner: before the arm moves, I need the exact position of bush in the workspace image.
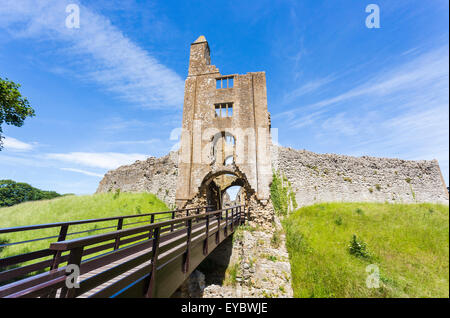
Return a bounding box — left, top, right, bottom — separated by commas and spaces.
348, 234, 371, 259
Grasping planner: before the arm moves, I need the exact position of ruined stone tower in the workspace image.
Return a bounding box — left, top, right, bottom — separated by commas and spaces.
175, 36, 273, 219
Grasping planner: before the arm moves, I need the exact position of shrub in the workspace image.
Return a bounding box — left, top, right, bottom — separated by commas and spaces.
355, 208, 364, 215
348, 234, 371, 259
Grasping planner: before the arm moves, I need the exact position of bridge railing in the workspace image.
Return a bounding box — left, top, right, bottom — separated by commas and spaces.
0, 205, 246, 298
0, 205, 214, 286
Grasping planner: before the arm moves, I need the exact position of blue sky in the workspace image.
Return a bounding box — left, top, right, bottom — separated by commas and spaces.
0, 0, 448, 195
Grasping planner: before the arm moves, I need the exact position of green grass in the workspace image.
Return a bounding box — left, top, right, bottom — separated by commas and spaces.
283, 202, 449, 298
0, 192, 168, 260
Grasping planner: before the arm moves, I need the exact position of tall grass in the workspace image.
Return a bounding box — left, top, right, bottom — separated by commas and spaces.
0, 192, 168, 260
283, 202, 449, 298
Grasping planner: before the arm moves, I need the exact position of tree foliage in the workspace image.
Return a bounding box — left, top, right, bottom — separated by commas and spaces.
0, 180, 61, 207
0, 77, 35, 149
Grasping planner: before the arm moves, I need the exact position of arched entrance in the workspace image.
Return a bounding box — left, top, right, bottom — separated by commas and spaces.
199, 169, 252, 210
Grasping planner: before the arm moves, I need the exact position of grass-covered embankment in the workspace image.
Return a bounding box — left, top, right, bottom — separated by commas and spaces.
283, 202, 449, 298
0, 192, 168, 259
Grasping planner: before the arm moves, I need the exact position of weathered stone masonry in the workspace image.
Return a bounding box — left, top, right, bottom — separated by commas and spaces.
272, 145, 449, 206
96, 151, 179, 208
96, 146, 448, 208
96, 36, 448, 209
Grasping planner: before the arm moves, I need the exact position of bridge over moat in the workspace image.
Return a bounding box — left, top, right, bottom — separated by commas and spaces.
0, 205, 246, 298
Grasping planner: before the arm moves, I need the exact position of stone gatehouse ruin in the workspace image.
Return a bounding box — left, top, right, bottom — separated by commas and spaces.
174, 35, 273, 225
97, 36, 449, 220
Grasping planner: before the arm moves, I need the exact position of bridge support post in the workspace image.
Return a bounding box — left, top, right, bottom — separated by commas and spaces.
215, 213, 220, 244
224, 209, 228, 237
60, 246, 83, 298
149, 214, 155, 239
114, 218, 124, 250
230, 208, 234, 232
47, 225, 69, 298
203, 214, 209, 255
145, 227, 160, 298
183, 219, 192, 273
171, 211, 175, 232
50, 225, 69, 272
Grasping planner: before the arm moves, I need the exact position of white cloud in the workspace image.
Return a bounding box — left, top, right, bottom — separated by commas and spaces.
2, 136, 35, 151
0, 0, 184, 109
47, 152, 147, 169
60, 168, 104, 178
113, 139, 160, 145
283, 75, 336, 103
278, 46, 449, 118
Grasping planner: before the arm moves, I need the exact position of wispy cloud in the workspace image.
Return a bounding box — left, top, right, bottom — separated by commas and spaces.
60, 167, 104, 178
2, 136, 36, 152
112, 139, 160, 145
278, 46, 449, 119
47, 152, 147, 169
282, 75, 336, 104
0, 0, 184, 109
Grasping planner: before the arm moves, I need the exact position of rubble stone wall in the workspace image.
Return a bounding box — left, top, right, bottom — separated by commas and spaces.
96, 152, 179, 208
272, 145, 449, 207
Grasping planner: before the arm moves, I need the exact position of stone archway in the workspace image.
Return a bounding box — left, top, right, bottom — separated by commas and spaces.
198, 169, 253, 210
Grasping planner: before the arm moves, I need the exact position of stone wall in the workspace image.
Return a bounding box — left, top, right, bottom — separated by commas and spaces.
96, 145, 448, 210
272, 145, 449, 207
96, 151, 179, 208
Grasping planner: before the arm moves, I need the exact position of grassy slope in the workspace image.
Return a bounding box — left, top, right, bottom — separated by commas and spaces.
283, 202, 449, 298
0, 192, 168, 259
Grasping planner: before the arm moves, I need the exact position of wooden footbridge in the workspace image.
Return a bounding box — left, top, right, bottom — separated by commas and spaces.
0, 205, 246, 298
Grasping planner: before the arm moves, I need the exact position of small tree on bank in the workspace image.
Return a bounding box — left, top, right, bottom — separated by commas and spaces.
0, 77, 35, 150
